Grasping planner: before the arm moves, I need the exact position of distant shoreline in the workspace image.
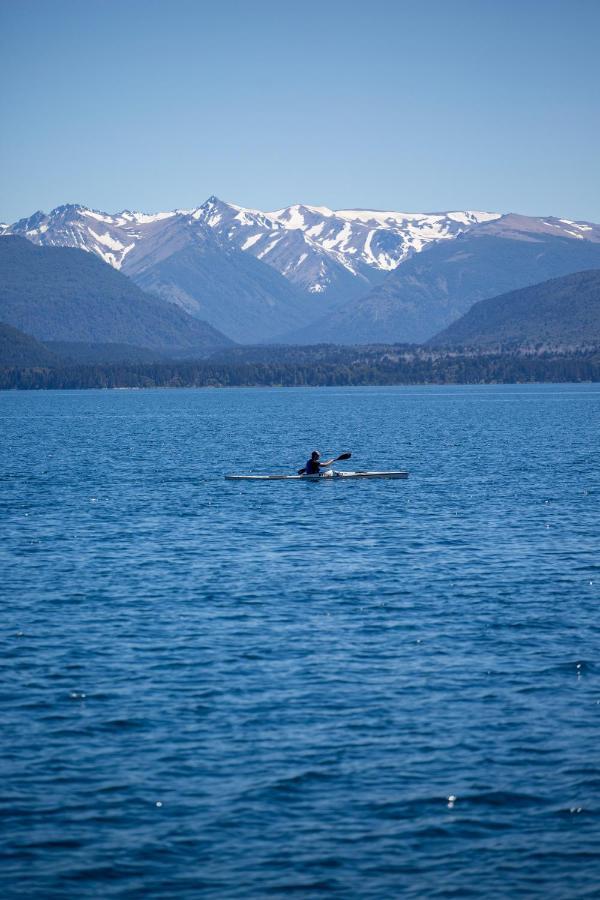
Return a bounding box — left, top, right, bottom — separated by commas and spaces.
1, 346, 598, 391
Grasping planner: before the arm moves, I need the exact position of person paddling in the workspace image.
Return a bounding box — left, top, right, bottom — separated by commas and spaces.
298, 450, 351, 476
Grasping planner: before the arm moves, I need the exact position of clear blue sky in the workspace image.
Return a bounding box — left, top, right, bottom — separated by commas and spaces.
1, 0, 599, 222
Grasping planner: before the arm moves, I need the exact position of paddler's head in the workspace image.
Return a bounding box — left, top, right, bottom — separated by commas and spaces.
311, 450, 320, 460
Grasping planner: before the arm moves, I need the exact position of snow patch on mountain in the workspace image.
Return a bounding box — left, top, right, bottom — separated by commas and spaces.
95, 231, 129, 251
118, 211, 177, 225
241, 233, 262, 250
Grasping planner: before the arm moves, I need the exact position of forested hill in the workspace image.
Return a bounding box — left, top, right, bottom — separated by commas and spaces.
0, 236, 232, 356
0, 321, 60, 367
431, 269, 600, 347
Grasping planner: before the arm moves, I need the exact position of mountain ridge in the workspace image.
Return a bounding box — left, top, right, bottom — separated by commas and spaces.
5, 199, 600, 346
5, 197, 507, 300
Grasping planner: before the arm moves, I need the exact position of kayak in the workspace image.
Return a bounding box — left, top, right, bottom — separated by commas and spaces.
225, 470, 409, 481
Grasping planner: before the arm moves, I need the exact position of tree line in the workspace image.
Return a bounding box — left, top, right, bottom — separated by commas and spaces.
1, 348, 598, 390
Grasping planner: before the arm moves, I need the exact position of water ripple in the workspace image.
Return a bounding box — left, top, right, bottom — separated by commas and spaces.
1, 384, 599, 898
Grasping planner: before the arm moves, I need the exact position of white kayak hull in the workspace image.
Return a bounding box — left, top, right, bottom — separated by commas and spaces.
225, 471, 409, 481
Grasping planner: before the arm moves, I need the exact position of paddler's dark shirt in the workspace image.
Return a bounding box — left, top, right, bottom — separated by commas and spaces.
305, 458, 321, 475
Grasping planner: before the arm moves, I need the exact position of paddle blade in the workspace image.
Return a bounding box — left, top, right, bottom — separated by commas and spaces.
336, 452, 352, 461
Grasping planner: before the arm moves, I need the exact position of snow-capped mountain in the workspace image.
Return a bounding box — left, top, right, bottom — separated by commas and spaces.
5, 198, 600, 343
188, 197, 503, 299
8, 204, 184, 271
8, 198, 503, 297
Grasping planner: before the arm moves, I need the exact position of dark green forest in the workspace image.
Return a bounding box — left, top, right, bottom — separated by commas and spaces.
0, 236, 230, 354
1, 346, 598, 390
431, 269, 600, 347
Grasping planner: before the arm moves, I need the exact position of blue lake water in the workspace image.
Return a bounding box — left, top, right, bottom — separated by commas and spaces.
1, 384, 599, 898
